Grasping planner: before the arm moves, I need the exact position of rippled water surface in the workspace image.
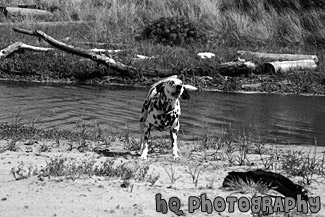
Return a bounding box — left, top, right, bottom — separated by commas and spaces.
0, 80, 324, 146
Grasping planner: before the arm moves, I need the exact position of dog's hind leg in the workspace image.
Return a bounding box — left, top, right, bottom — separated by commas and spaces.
170, 128, 180, 160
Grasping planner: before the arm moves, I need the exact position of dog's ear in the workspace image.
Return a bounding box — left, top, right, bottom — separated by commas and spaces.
155, 83, 165, 93
181, 88, 190, 100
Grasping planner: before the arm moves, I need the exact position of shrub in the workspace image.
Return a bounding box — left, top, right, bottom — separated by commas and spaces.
137, 16, 207, 46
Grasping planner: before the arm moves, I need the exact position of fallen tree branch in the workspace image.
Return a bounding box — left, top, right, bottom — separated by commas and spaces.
34, 30, 136, 75
0, 42, 54, 58
13, 27, 35, 36
13, 27, 138, 77
0, 41, 124, 59
13, 27, 124, 55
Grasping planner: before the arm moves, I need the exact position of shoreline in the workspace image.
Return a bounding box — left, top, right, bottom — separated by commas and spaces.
1, 77, 325, 97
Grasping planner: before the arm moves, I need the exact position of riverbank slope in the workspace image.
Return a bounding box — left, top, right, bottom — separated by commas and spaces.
0, 0, 325, 95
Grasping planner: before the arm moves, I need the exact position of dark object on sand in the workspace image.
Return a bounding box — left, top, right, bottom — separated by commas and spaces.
222, 169, 308, 201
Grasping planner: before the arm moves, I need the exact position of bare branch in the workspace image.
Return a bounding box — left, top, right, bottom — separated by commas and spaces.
11, 27, 138, 77
13, 27, 35, 36
33, 29, 137, 76
0, 42, 54, 59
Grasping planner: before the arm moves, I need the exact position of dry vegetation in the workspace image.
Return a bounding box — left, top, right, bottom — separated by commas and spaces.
1, 114, 325, 216
3, 0, 325, 46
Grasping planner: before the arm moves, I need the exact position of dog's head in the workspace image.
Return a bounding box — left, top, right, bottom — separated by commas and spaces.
156, 77, 190, 100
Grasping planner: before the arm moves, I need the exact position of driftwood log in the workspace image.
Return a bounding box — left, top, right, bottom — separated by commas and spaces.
0, 42, 54, 58
217, 59, 256, 76
238, 50, 319, 63
5, 7, 53, 17
0, 41, 123, 59
264, 60, 317, 74
11, 27, 138, 77
222, 169, 308, 201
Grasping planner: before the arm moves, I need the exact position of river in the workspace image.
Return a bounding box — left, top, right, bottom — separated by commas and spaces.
0, 80, 324, 146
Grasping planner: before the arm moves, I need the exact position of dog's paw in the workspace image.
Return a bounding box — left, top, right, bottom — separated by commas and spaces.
173, 155, 180, 160
140, 155, 148, 160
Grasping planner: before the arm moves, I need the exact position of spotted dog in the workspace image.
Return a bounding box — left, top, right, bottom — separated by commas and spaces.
139, 75, 196, 159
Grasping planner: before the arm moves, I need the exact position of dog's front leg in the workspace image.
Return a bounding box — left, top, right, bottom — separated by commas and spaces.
139, 122, 145, 155
140, 126, 150, 160
170, 128, 180, 160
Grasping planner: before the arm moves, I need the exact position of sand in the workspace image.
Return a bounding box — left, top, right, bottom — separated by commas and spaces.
0, 139, 325, 217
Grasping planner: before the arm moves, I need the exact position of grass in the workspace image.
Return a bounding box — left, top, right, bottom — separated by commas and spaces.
223, 177, 271, 195
282, 145, 325, 185
11, 155, 152, 182
194, 124, 325, 186
185, 161, 202, 187
3, 0, 325, 48
161, 163, 182, 185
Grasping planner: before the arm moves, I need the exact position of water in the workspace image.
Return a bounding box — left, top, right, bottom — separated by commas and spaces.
0, 80, 324, 146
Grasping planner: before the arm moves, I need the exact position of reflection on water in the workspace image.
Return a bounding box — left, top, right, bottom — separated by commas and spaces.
0, 80, 324, 146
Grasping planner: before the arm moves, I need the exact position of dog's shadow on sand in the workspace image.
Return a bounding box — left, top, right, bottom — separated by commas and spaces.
95, 148, 139, 158
94, 148, 186, 163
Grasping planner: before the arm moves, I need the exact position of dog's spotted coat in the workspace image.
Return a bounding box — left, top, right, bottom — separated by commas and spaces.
139, 76, 190, 159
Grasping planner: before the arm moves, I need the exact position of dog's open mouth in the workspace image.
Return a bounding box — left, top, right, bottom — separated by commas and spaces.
172, 90, 182, 98
181, 88, 190, 100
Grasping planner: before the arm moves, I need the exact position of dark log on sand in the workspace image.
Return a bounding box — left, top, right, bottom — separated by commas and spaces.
238, 50, 319, 63
222, 169, 308, 201
0, 42, 54, 59
12, 27, 138, 77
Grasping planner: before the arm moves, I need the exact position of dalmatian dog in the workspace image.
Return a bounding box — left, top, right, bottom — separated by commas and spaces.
139, 75, 197, 160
